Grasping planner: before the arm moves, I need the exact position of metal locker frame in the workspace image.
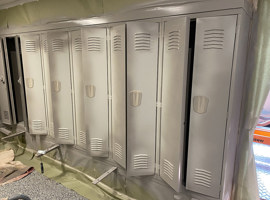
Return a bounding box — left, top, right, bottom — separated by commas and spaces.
126, 21, 159, 176
186, 15, 237, 198
47, 31, 75, 144
160, 17, 190, 192
81, 27, 109, 157
70, 30, 86, 149
111, 24, 127, 168
21, 34, 48, 135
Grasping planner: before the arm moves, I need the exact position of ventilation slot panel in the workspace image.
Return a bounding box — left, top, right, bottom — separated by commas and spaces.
203, 29, 224, 50
58, 128, 69, 140
194, 169, 212, 188
90, 138, 103, 151
133, 154, 149, 169
74, 37, 82, 51
87, 37, 101, 52
32, 120, 43, 131
43, 40, 48, 52
25, 40, 36, 52
114, 143, 123, 160
168, 31, 181, 50
52, 39, 64, 52
79, 131, 86, 145
163, 159, 174, 180
113, 35, 122, 51
134, 33, 151, 51
3, 111, 9, 120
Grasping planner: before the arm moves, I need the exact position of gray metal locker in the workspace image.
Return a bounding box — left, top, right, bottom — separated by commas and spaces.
21, 34, 48, 135
126, 21, 159, 176
48, 31, 75, 144
70, 30, 86, 148
82, 27, 108, 157
0, 39, 12, 125
186, 15, 237, 198
160, 17, 190, 192
111, 24, 127, 168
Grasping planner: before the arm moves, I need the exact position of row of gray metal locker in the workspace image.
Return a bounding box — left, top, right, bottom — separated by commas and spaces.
1, 15, 239, 199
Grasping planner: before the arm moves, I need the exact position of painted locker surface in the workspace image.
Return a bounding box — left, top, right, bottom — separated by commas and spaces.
0, 40, 12, 125
111, 24, 126, 168
70, 30, 86, 148
82, 28, 108, 157
186, 15, 237, 198
127, 22, 159, 176
21, 34, 47, 135
160, 17, 189, 192
48, 31, 75, 144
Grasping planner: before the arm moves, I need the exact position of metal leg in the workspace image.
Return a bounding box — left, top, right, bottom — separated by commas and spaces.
92, 167, 117, 185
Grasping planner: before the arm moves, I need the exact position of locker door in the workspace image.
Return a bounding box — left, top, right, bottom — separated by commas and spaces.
160, 17, 190, 192
21, 34, 47, 135
70, 30, 86, 148
186, 15, 237, 198
111, 24, 126, 168
82, 28, 108, 157
0, 39, 12, 125
48, 31, 74, 144
127, 21, 159, 176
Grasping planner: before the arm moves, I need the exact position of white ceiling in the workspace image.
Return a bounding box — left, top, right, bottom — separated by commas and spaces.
0, 0, 38, 10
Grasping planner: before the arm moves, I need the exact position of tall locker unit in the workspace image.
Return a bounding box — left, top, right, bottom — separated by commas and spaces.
48, 31, 75, 144
70, 30, 86, 148
21, 34, 48, 135
127, 22, 159, 176
186, 16, 237, 198
81, 28, 108, 157
160, 17, 189, 192
0, 39, 12, 125
111, 24, 126, 168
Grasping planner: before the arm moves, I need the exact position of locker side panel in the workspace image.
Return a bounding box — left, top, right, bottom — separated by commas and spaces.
48, 31, 75, 144
186, 15, 237, 198
160, 17, 189, 192
21, 34, 48, 135
82, 28, 108, 157
111, 24, 126, 168
127, 22, 159, 176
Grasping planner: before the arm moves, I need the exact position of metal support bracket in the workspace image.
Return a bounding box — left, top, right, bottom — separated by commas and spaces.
92, 166, 117, 185
1, 130, 25, 141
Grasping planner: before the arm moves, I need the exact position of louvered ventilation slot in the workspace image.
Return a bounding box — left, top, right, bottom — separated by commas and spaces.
163, 159, 174, 180
134, 33, 151, 51
90, 138, 103, 151
194, 168, 212, 188
203, 29, 224, 50
168, 31, 181, 50
32, 120, 43, 131
87, 37, 101, 52
3, 111, 9, 120
52, 39, 64, 52
79, 131, 86, 145
74, 37, 82, 51
58, 128, 69, 140
133, 154, 148, 169
114, 143, 123, 160
43, 40, 48, 52
25, 40, 36, 52
113, 35, 121, 51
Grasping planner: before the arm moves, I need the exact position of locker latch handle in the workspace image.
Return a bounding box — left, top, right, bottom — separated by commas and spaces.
129, 90, 142, 107
193, 96, 209, 114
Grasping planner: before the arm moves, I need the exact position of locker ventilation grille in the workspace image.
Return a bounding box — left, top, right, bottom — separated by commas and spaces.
58, 128, 69, 140
74, 37, 82, 51
133, 154, 148, 169
194, 168, 212, 188
3, 111, 9, 120
134, 33, 151, 51
87, 37, 101, 52
43, 40, 48, 52
168, 31, 181, 50
114, 143, 123, 160
113, 35, 121, 51
52, 39, 64, 52
90, 138, 103, 151
163, 159, 174, 180
203, 29, 224, 50
79, 131, 86, 145
32, 120, 43, 131
25, 40, 36, 52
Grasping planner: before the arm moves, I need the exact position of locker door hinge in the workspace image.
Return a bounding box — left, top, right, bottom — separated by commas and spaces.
108, 95, 112, 100
156, 102, 162, 108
